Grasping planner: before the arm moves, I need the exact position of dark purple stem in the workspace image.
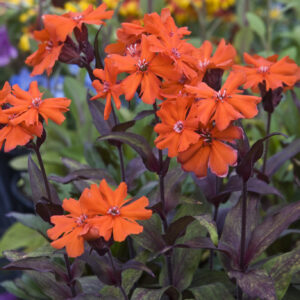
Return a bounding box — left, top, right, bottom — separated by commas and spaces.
262, 112, 272, 174
64, 254, 76, 298
209, 204, 219, 270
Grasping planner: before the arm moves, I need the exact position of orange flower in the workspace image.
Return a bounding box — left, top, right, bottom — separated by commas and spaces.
43, 4, 114, 42
0, 81, 11, 105
25, 27, 64, 76
5, 81, 71, 126
194, 39, 236, 75
154, 98, 199, 157
185, 72, 261, 131
0, 109, 43, 152
47, 193, 103, 258
178, 124, 243, 178
81, 180, 152, 242
234, 53, 298, 92
91, 58, 123, 120
110, 35, 175, 104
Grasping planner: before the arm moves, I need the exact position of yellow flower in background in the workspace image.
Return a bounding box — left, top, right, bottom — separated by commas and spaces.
19, 8, 35, 22
19, 32, 30, 51
103, 0, 119, 9
269, 6, 282, 20
7, 0, 34, 6
64, 0, 95, 12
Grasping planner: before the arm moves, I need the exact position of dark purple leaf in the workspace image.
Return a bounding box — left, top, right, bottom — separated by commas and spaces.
134, 110, 155, 121
125, 157, 147, 190
236, 133, 285, 181
28, 155, 61, 205
164, 216, 195, 245
244, 200, 300, 266
35, 199, 64, 223
82, 252, 121, 286
220, 195, 260, 270
266, 138, 300, 177
210, 176, 283, 204
112, 120, 136, 132
70, 259, 85, 280
290, 89, 300, 114
97, 132, 160, 172
87, 95, 114, 135
203, 68, 224, 91
122, 260, 155, 278
229, 269, 276, 300
49, 168, 115, 185
193, 171, 219, 202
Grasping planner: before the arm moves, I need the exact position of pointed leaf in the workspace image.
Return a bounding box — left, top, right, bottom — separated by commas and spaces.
94, 25, 103, 69
122, 260, 154, 277
245, 200, 300, 266
134, 109, 155, 120
229, 269, 276, 300
194, 215, 218, 246
112, 120, 136, 132
266, 138, 300, 177
131, 287, 179, 300
97, 132, 160, 172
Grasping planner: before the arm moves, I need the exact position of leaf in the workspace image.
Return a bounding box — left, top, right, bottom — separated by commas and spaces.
87, 95, 113, 135
211, 176, 283, 204
125, 157, 147, 190
246, 12, 266, 39
35, 199, 64, 223
133, 213, 166, 253
228, 269, 276, 300
190, 282, 234, 300
7, 212, 51, 237
220, 195, 259, 270
0, 223, 47, 257
194, 215, 218, 246
49, 168, 115, 185
236, 133, 285, 181
77, 276, 103, 295
97, 132, 160, 172
131, 286, 179, 300
94, 25, 103, 69
233, 27, 254, 54
28, 155, 61, 205
266, 138, 300, 177
0, 280, 32, 300
134, 109, 155, 120
112, 120, 136, 132
122, 260, 154, 278
244, 200, 300, 266
264, 247, 300, 300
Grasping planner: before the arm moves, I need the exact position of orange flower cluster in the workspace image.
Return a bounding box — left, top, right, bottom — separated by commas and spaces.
0, 81, 71, 152
26, 3, 113, 76
47, 179, 152, 257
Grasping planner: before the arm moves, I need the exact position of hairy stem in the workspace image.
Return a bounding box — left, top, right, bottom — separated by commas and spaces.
108, 250, 128, 300
262, 112, 272, 174
64, 254, 76, 298
33, 143, 52, 203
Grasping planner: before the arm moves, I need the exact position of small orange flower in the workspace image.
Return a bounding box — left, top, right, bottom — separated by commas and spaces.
25, 27, 64, 76
234, 53, 298, 92
47, 194, 103, 258
43, 4, 114, 42
178, 124, 243, 178
82, 180, 152, 242
185, 72, 261, 131
110, 35, 175, 104
91, 58, 123, 120
5, 81, 71, 126
154, 98, 199, 157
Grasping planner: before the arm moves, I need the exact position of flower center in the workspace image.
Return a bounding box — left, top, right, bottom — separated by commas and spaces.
107, 206, 120, 216
127, 43, 138, 57
31, 97, 42, 108
173, 120, 184, 133
257, 65, 270, 73
198, 58, 210, 69
200, 130, 212, 143
45, 41, 53, 52
215, 89, 227, 102
103, 81, 110, 93
75, 214, 87, 226
137, 59, 149, 71
73, 14, 83, 21
172, 48, 181, 58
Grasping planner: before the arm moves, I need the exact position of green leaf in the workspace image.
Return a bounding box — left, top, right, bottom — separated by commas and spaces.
7, 212, 51, 237
0, 280, 33, 300
233, 27, 254, 55
194, 215, 218, 246
264, 247, 300, 300
131, 286, 180, 300
190, 282, 234, 300
246, 12, 266, 39
0, 223, 47, 257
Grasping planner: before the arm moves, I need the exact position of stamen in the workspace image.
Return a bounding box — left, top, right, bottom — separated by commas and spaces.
103, 81, 110, 93
45, 41, 53, 52
127, 43, 138, 56
198, 58, 210, 69
31, 97, 42, 108
173, 121, 184, 133
73, 14, 83, 21
257, 65, 270, 73
200, 130, 212, 143
215, 89, 227, 102
172, 48, 181, 59
107, 206, 120, 216
137, 59, 149, 71
75, 214, 87, 226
